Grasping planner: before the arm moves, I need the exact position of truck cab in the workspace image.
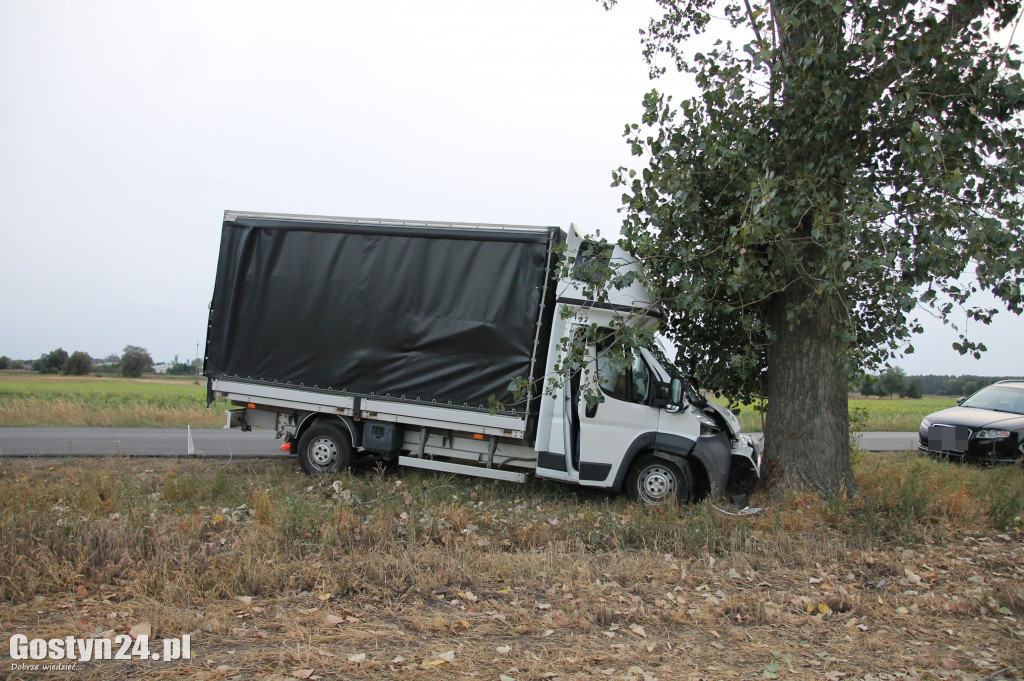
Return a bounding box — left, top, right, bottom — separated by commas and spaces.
534, 225, 761, 504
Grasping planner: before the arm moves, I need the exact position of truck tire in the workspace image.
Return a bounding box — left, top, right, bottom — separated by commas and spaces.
625, 453, 693, 505
297, 421, 352, 475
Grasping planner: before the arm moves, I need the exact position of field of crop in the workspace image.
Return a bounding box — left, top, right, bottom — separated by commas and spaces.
732, 396, 957, 433
1, 371, 955, 432
0, 372, 226, 428
0, 454, 1021, 680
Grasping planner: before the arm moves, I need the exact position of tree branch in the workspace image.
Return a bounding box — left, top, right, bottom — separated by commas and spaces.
863, 0, 995, 102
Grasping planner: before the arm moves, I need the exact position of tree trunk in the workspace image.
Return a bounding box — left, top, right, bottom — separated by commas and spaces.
763, 282, 855, 497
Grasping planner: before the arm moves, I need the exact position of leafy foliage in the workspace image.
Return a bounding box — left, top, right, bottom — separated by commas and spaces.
165, 360, 201, 376
878, 366, 909, 397
34, 348, 68, 375
600, 0, 1023, 493
64, 351, 93, 376
120, 345, 154, 378
609, 0, 1023, 399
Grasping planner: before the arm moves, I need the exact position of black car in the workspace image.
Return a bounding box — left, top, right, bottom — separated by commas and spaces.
919, 380, 1024, 464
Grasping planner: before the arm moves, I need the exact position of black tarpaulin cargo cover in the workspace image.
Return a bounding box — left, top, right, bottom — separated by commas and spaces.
205, 213, 561, 417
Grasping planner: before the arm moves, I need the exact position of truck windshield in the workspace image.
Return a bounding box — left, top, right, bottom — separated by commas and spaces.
645, 339, 706, 407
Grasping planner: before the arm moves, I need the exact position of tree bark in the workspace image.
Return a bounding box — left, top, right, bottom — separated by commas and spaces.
763, 282, 855, 497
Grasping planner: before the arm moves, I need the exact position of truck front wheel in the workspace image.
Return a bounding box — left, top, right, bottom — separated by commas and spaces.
298, 421, 353, 475
625, 454, 693, 505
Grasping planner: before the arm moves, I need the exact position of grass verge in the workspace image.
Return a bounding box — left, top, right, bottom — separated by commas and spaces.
1, 453, 1021, 679
0, 373, 227, 428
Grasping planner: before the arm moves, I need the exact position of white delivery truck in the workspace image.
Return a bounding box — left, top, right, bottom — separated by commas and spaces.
204, 211, 760, 504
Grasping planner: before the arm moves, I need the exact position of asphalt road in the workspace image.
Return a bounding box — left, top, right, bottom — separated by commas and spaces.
0, 427, 920, 458
0, 427, 284, 458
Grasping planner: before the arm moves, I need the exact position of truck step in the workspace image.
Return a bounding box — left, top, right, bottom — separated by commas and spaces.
398, 456, 530, 484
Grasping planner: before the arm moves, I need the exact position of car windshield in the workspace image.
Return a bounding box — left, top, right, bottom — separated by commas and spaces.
960, 386, 1024, 415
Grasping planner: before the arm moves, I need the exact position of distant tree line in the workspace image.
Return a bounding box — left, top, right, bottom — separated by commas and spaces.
858, 370, 1016, 398
0, 345, 159, 378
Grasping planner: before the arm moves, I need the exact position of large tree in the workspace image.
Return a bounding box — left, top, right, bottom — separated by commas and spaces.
35, 348, 69, 375
120, 345, 154, 378
64, 351, 93, 377
603, 0, 1023, 495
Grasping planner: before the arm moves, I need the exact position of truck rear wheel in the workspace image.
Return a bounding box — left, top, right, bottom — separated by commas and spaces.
298, 421, 352, 475
625, 453, 693, 505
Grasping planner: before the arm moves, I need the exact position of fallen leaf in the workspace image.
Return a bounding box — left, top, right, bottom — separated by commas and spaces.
317, 593, 332, 601
420, 659, 447, 669
629, 623, 647, 638
236, 596, 253, 606
497, 646, 512, 654
438, 650, 455, 662
348, 653, 366, 664
326, 614, 345, 626
129, 622, 152, 638
76, 585, 88, 600
292, 670, 314, 680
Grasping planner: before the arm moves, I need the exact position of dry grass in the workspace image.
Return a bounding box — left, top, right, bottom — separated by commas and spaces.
0, 454, 1022, 680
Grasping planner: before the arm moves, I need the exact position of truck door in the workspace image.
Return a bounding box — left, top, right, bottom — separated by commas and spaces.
576, 344, 661, 487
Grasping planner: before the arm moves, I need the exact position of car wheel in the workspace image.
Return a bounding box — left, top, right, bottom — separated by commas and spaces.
625, 453, 693, 505
298, 421, 353, 475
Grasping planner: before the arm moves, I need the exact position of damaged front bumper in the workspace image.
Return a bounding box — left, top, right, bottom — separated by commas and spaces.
727, 434, 762, 499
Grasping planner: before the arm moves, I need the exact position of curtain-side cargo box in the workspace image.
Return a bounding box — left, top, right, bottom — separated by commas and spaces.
204, 212, 562, 422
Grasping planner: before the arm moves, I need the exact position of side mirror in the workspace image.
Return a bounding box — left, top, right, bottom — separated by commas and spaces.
664, 378, 683, 413
957, 396, 966, 405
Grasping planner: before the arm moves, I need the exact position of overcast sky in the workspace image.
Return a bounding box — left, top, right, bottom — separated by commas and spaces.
0, 0, 1020, 377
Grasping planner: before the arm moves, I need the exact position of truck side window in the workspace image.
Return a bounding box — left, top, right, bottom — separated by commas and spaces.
597, 346, 650, 404
630, 351, 650, 403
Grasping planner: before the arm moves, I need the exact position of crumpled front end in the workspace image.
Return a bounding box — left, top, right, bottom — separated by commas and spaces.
727, 433, 762, 503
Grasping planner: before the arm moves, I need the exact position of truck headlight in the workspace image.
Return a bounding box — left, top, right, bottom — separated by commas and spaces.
694, 409, 719, 434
